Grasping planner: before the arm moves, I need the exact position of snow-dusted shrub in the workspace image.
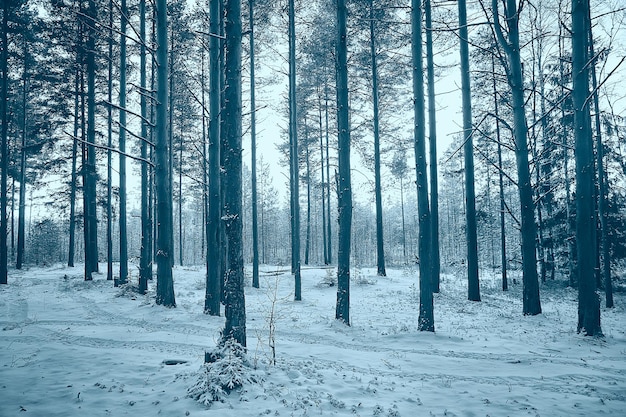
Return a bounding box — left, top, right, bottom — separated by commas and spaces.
187, 339, 259, 406
316, 268, 337, 287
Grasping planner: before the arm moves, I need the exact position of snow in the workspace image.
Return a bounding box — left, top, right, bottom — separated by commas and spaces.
1, 263, 625, 416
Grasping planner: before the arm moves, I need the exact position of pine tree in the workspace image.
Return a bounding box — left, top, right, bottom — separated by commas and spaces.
222, 0, 246, 346
335, 0, 352, 325
493, 0, 541, 315
155, 0, 176, 307
572, 0, 601, 336
412, 0, 434, 332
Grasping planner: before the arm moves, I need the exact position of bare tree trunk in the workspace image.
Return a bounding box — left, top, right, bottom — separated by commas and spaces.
205, 0, 222, 316
168, 27, 175, 268
335, 0, 352, 325
588, 15, 613, 308
369, 0, 386, 277
492, 55, 507, 291
400, 177, 406, 264
118, 0, 129, 286
106, 0, 113, 281
68, 65, 79, 268
84, 0, 100, 280
178, 114, 183, 266
305, 131, 311, 266
155, 0, 176, 307
325, 81, 332, 265
493, 0, 541, 315
425, 0, 440, 291
288, 0, 302, 300
250, 0, 260, 288
16, 44, 28, 270
572, 0, 600, 335
219, 0, 228, 303
0, 1, 8, 284
458, 0, 480, 302
412, 0, 434, 332
139, 0, 151, 294
222, 0, 246, 346
318, 93, 328, 265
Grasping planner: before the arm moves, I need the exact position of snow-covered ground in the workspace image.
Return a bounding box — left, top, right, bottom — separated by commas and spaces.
1, 263, 625, 416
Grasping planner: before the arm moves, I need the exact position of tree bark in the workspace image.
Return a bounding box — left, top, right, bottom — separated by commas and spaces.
572, 0, 601, 335
16, 46, 28, 270
118, 0, 129, 286
139, 0, 151, 294
205, 0, 222, 316
155, 0, 176, 307
0, 1, 8, 284
492, 55, 507, 291
370, 0, 386, 277
222, 0, 246, 346
335, 0, 352, 325
425, 0, 440, 292
458, 0, 480, 302
68, 65, 79, 269
588, 16, 613, 308
412, 0, 434, 332
318, 93, 328, 265
249, 0, 260, 288
304, 125, 312, 265
106, 0, 114, 281
325, 81, 332, 265
288, 0, 302, 300
84, 0, 100, 280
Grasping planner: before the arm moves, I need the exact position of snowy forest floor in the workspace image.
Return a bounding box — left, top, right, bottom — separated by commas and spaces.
1, 263, 625, 417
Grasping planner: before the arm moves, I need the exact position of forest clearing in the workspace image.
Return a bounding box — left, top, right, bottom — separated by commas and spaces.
1, 263, 625, 416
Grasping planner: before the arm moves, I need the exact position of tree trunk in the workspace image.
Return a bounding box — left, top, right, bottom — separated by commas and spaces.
139, 0, 151, 294
205, 0, 222, 316
412, 0, 434, 332
118, 0, 129, 286
178, 112, 184, 266
0, 1, 7, 284
318, 93, 328, 265
16, 46, 28, 270
68, 65, 80, 269
370, 0, 386, 277
493, 0, 541, 315
425, 0, 440, 292
325, 81, 332, 265
106, 0, 113, 281
222, 0, 246, 346
288, 0, 302, 300
201, 31, 208, 282
169, 27, 175, 268
305, 133, 311, 266
219, 0, 228, 303
458, 0, 480, 302
492, 55, 507, 291
250, 0, 260, 288
400, 177, 406, 264
572, 0, 601, 335
588, 16, 613, 308
155, 0, 176, 307
335, 0, 352, 325
84, 0, 100, 280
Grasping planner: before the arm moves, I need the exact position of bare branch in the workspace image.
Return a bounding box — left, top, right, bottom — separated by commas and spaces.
65, 131, 154, 167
